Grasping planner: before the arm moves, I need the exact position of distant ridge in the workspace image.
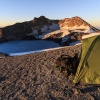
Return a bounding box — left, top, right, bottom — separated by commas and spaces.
0, 16, 99, 43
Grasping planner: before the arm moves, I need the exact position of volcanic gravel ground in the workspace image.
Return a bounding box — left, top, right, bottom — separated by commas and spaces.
0, 45, 100, 100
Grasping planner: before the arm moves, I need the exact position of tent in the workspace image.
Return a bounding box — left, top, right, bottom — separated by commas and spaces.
74, 32, 100, 84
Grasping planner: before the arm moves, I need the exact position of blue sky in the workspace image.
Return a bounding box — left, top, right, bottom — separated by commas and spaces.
0, 0, 100, 28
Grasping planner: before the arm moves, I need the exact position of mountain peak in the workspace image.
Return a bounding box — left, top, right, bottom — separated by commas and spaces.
58, 16, 87, 27
34, 16, 48, 20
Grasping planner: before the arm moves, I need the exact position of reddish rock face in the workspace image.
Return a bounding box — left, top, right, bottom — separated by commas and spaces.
58, 16, 99, 32
58, 16, 87, 27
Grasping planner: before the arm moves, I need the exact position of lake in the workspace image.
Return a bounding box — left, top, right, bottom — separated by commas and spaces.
0, 40, 61, 56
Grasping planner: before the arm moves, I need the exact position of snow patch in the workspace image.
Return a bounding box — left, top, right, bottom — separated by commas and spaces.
37, 24, 91, 39
68, 25, 90, 33
41, 25, 48, 32
69, 41, 81, 46
28, 29, 38, 36
61, 35, 70, 43
49, 23, 59, 30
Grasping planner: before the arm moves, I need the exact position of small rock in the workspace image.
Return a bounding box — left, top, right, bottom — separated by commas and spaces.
73, 88, 81, 95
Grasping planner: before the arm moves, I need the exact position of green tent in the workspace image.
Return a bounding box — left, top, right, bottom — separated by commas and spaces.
74, 33, 100, 84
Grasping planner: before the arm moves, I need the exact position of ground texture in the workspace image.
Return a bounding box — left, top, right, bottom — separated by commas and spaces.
0, 45, 100, 100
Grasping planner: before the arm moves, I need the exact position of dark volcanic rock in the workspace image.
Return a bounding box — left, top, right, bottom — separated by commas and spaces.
1, 21, 33, 41
60, 32, 91, 46
0, 52, 9, 58
1, 16, 59, 42
0, 29, 2, 38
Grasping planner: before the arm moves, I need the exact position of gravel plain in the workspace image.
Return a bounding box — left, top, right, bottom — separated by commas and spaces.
0, 45, 100, 100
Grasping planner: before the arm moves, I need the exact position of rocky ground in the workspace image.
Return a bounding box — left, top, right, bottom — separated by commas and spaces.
0, 45, 100, 100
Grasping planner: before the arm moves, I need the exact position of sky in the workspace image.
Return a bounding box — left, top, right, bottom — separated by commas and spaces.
0, 0, 100, 28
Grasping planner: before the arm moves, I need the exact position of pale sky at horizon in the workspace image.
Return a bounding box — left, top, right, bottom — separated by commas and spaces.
0, 0, 100, 28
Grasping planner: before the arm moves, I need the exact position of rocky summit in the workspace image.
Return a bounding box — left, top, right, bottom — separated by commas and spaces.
0, 16, 99, 45
40, 16, 99, 39
0, 16, 59, 42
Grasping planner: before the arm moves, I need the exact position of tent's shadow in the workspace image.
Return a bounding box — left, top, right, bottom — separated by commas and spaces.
80, 86, 99, 93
